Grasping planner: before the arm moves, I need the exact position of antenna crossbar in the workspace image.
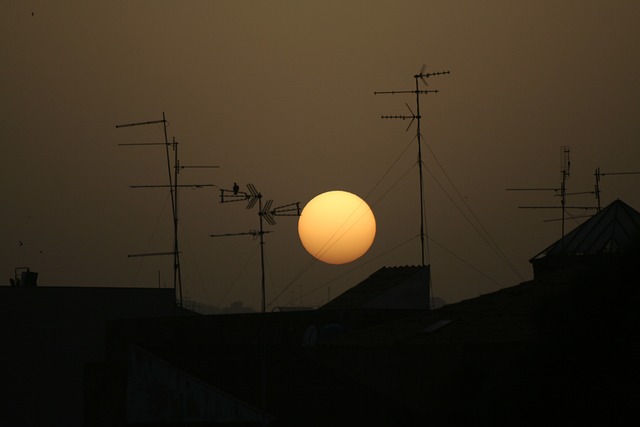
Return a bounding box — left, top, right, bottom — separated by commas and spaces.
271, 202, 301, 216
115, 118, 166, 128
215, 183, 300, 313
375, 66, 450, 270
117, 112, 218, 309
381, 115, 417, 120
118, 142, 167, 146
600, 171, 640, 176
374, 89, 439, 95
130, 184, 216, 189
543, 215, 593, 223
594, 168, 640, 211
127, 251, 181, 258
506, 188, 560, 191
209, 230, 273, 238
555, 191, 594, 196
415, 70, 451, 79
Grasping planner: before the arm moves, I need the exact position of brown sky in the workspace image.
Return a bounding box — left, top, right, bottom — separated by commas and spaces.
3, 0, 640, 309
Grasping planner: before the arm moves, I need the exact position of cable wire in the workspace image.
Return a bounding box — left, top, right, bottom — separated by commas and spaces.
131, 191, 171, 285
272, 234, 417, 308
428, 235, 503, 288
424, 139, 525, 281
218, 242, 259, 307
267, 160, 417, 309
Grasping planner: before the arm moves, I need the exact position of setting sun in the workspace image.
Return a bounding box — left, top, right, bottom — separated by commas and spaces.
298, 190, 376, 264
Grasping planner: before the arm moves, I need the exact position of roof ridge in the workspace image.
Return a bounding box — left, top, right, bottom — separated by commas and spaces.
530, 198, 640, 260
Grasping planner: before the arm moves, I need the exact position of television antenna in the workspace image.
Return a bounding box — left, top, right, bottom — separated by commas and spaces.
211, 183, 300, 313
374, 65, 450, 268
507, 146, 597, 246
594, 168, 640, 211
116, 113, 218, 307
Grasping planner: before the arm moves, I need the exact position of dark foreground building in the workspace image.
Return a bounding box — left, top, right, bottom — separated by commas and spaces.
0, 286, 181, 427
85, 263, 639, 426
86, 265, 431, 426
530, 198, 640, 278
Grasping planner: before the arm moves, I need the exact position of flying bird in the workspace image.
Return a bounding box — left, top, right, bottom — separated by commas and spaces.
19, 240, 23, 246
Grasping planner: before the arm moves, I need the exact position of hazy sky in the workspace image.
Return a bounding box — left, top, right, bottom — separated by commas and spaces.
3, 1, 640, 309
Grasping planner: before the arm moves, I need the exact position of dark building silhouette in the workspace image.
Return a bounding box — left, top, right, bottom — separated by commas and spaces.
84, 262, 639, 425
5, 255, 638, 425
84, 266, 434, 425
0, 286, 183, 427
530, 199, 640, 278
9, 266, 38, 287
320, 265, 431, 310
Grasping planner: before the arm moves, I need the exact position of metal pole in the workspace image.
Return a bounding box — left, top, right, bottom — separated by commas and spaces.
415, 76, 426, 267
258, 196, 266, 313
173, 137, 183, 308
594, 168, 602, 212
561, 170, 566, 242
160, 113, 179, 306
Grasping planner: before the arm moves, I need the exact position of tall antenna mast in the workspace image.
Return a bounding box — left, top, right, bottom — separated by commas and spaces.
507, 146, 597, 244
117, 113, 218, 307
560, 145, 570, 240
374, 66, 450, 267
212, 183, 300, 313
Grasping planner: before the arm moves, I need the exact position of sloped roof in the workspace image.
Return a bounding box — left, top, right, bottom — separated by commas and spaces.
530, 199, 640, 261
97, 263, 640, 425
319, 265, 430, 310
